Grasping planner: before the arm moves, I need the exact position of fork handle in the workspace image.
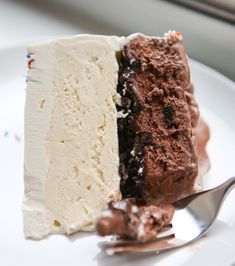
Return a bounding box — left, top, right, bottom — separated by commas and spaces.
218, 176, 235, 200
222, 177, 235, 197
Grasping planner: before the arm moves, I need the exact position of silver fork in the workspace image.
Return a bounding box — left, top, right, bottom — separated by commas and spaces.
100, 177, 235, 255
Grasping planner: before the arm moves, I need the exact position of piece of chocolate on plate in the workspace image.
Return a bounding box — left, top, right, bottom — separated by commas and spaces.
97, 199, 174, 242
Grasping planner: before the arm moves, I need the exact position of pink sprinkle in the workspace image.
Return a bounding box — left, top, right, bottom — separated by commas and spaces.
14, 134, 21, 142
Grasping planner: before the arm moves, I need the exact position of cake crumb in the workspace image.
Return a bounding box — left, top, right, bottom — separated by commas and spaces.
53, 220, 61, 227
164, 30, 182, 42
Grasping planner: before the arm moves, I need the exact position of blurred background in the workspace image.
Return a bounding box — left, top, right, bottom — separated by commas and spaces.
0, 0, 235, 80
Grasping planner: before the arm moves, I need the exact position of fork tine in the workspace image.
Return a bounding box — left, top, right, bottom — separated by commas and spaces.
157, 224, 174, 238
100, 232, 175, 249
163, 223, 173, 229
100, 225, 175, 248
105, 234, 176, 255
99, 223, 175, 253
158, 224, 173, 234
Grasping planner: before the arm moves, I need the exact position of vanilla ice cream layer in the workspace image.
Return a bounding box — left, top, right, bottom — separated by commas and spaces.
23, 35, 125, 239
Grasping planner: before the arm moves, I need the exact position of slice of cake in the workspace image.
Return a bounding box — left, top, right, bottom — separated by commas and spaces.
23, 32, 209, 240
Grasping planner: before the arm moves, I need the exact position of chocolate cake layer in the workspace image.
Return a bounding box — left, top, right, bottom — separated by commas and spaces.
96, 199, 174, 242
117, 34, 198, 203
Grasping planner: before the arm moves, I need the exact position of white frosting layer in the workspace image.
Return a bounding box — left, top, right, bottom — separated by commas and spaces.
23, 35, 125, 239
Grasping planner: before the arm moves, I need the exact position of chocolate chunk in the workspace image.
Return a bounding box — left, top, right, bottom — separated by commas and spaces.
163, 106, 174, 120
131, 59, 141, 71
139, 132, 152, 145
121, 97, 131, 108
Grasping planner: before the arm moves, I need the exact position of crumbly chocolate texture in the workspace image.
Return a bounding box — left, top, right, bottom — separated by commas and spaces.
96, 199, 174, 242
117, 35, 199, 203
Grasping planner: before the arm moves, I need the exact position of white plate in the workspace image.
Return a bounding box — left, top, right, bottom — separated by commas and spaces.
0, 41, 235, 266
